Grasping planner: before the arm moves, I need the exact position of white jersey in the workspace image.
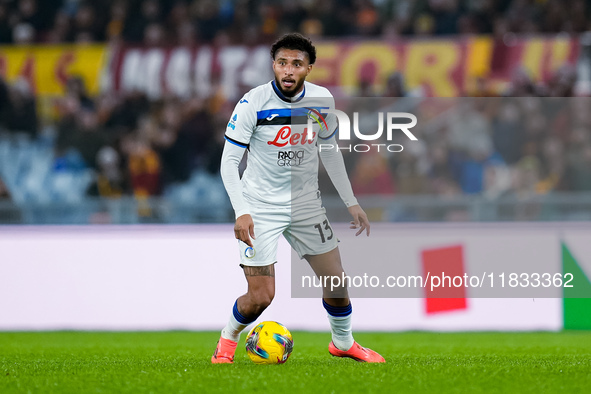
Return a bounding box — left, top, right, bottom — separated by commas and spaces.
224, 80, 338, 214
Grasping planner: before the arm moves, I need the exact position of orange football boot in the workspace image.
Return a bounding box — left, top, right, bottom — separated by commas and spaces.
211, 337, 238, 364
328, 341, 385, 363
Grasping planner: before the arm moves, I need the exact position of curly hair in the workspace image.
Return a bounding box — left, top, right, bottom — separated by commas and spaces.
270, 33, 317, 64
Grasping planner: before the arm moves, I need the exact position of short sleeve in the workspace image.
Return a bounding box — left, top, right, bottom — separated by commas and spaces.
224, 94, 257, 148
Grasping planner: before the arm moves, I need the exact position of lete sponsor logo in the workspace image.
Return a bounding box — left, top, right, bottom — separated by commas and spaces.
267, 126, 316, 147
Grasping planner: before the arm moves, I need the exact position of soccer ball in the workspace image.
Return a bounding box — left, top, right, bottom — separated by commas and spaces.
245, 321, 294, 364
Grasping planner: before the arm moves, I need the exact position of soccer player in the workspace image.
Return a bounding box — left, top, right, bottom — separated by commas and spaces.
212, 33, 385, 363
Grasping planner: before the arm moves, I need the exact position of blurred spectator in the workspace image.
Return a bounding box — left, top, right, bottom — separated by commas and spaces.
566, 0, 589, 33
384, 72, 408, 97
0, 176, 22, 223
3, 78, 38, 137
103, 91, 150, 132
0, 0, 588, 45
316, 0, 347, 37
193, 0, 223, 42
18, 0, 41, 26
547, 66, 577, 97
55, 103, 109, 170
279, 1, 307, 34
15, 0, 42, 36
66, 76, 94, 111
511, 156, 542, 197
456, 152, 503, 195
2, 0, 591, 209
87, 146, 126, 198
54, 94, 81, 157
537, 136, 565, 193
152, 100, 190, 184
446, 100, 493, 157
352, 152, 396, 195
354, 0, 380, 36
492, 101, 524, 165
429, 145, 454, 183
73, 109, 110, 168
564, 135, 591, 191
46, 10, 71, 43
124, 0, 162, 43
105, 1, 127, 42
175, 97, 218, 173
427, 0, 461, 36
143, 22, 166, 45
0, 176, 10, 199
393, 150, 428, 195
69, 2, 103, 43
504, 67, 539, 97
12, 22, 35, 44
0, 77, 11, 128
483, 163, 512, 199
0, 3, 13, 43
124, 134, 161, 197
469, 77, 497, 98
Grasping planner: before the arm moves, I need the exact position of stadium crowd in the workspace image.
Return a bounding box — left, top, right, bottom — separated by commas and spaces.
0, 0, 590, 45
1, 65, 590, 204
1, 0, 591, 209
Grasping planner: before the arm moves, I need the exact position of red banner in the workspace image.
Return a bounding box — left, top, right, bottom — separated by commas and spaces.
105, 37, 580, 99
0, 44, 107, 96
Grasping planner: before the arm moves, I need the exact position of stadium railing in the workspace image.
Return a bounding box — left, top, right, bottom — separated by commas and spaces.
2, 192, 591, 225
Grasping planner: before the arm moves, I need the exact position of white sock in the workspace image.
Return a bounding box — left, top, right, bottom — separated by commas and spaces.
221, 313, 248, 342
327, 314, 354, 351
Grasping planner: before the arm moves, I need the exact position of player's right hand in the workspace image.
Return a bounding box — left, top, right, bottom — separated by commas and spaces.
234, 214, 255, 247
348, 204, 371, 236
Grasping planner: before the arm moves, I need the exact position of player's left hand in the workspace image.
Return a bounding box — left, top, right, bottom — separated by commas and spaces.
348, 205, 370, 236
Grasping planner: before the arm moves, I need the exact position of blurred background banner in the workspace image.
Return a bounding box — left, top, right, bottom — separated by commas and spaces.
302, 36, 580, 96
103, 36, 580, 100
0, 36, 577, 103
0, 44, 107, 96
106, 45, 272, 100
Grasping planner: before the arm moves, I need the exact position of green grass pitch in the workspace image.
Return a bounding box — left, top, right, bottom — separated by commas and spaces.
1, 331, 590, 393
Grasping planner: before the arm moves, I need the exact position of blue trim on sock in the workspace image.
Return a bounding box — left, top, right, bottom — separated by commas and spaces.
233, 301, 257, 325
322, 300, 352, 317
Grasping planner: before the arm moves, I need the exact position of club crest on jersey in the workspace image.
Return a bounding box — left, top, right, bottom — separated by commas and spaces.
305, 107, 329, 134
267, 126, 316, 147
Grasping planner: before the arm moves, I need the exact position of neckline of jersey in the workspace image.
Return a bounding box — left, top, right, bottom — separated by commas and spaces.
271, 80, 306, 103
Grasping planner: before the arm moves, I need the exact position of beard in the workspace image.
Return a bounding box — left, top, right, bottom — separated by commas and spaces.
274, 76, 305, 98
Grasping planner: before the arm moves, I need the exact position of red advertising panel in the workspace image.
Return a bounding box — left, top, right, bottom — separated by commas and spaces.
422, 245, 468, 314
